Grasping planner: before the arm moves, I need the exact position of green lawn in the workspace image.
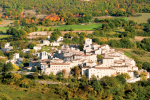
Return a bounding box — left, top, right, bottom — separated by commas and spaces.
124, 51, 133, 58
0, 35, 12, 39
38, 23, 102, 31
0, 27, 8, 30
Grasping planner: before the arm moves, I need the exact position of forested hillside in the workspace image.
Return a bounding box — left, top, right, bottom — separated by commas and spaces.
0, 0, 150, 19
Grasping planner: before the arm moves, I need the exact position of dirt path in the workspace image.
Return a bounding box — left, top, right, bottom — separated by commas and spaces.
35, 80, 69, 85
135, 36, 150, 41
28, 31, 94, 37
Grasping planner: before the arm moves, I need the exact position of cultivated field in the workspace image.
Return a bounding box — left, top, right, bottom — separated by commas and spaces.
38, 23, 102, 31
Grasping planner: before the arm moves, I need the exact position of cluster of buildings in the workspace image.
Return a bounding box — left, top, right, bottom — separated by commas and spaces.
29, 38, 145, 79
1, 37, 149, 80
0, 43, 13, 53
33, 36, 63, 51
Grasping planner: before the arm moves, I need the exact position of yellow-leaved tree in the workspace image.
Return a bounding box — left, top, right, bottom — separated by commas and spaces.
140, 72, 147, 81
12, 73, 22, 81
13, 64, 19, 71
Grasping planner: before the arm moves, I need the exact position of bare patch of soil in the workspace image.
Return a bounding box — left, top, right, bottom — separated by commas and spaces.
0, 20, 14, 27
135, 36, 150, 41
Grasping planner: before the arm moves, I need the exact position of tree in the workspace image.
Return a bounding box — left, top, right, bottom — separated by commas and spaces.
49, 72, 54, 79
21, 18, 27, 26
120, 73, 131, 80
134, 71, 138, 76
79, 42, 83, 51
142, 62, 150, 71
19, 51, 25, 57
4, 62, 13, 72
57, 72, 63, 81
81, 74, 88, 82
32, 72, 39, 79
42, 74, 49, 80
116, 74, 126, 84
97, 55, 103, 60
0, 62, 4, 72
135, 86, 146, 100
62, 69, 66, 76
50, 30, 61, 42
19, 64, 24, 68
14, 20, 19, 28
28, 42, 36, 49
140, 72, 147, 81
11, 73, 22, 81
29, 49, 35, 54
0, 92, 12, 100
94, 18, 100, 23
101, 76, 119, 87
0, 50, 4, 56
12, 64, 19, 71
74, 66, 81, 77
92, 81, 102, 91
147, 18, 150, 24
90, 74, 97, 81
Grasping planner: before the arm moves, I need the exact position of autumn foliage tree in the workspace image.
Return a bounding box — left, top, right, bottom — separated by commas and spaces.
62, 69, 66, 76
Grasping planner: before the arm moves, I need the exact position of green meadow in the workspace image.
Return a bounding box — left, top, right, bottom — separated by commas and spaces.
38, 23, 102, 31
126, 13, 150, 24
0, 35, 12, 39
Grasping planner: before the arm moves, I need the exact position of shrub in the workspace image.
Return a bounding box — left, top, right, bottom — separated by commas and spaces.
32, 72, 39, 79
42, 74, 49, 80
49, 72, 54, 79
20, 78, 30, 88
0, 92, 12, 100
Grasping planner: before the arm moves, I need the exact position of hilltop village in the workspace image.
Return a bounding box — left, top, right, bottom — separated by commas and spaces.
1, 37, 148, 80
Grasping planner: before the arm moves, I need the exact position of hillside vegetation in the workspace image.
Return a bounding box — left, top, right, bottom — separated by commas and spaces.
0, 0, 150, 19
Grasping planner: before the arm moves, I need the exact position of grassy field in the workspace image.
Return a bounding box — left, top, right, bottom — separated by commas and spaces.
122, 49, 150, 62
0, 84, 61, 100
93, 16, 128, 21
93, 13, 150, 24
0, 27, 8, 30
0, 35, 12, 39
126, 13, 150, 24
38, 23, 102, 31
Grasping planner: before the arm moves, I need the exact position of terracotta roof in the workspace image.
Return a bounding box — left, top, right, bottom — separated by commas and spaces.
128, 70, 133, 72
95, 67, 116, 70
51, 63, 70, 65
112, 65, 128, 67
103, 57, 114, 59
82, 66, 91, 69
